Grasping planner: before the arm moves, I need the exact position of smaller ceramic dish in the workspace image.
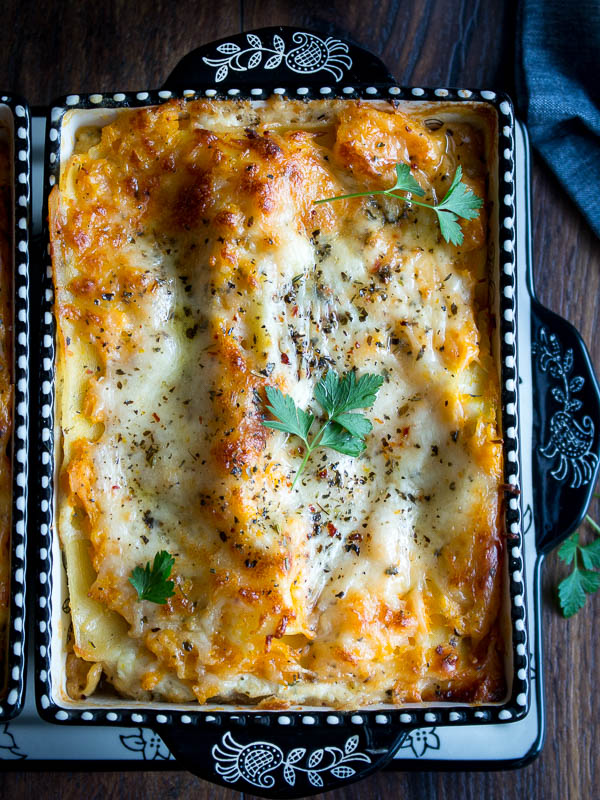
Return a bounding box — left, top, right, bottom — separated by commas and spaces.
0, 93, 30, 722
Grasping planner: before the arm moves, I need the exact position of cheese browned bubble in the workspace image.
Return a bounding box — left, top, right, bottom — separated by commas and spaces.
50, 98, 505, 707
0, 139, 13, 674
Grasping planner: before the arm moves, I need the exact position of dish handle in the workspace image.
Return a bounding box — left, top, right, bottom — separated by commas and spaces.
163, 26, 394, 90
530, 298, 600, 553
159, 718, 407, 798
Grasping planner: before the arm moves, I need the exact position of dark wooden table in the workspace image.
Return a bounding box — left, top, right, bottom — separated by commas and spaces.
1, 2, 598, 798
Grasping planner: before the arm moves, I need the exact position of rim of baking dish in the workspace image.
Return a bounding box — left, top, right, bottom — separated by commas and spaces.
0, 94, 29, 722
35, 87, 528, 729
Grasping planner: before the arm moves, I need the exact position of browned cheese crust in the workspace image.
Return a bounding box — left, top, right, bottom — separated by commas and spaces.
50, 99, 505, 707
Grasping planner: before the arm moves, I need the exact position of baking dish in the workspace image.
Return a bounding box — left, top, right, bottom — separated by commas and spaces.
33, 28, 600, 796
0, 94, 30, 722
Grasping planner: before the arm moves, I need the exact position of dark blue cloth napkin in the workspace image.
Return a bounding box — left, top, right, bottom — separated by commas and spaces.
517, 0, 600, 238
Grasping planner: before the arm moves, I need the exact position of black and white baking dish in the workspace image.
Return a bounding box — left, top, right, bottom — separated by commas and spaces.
33, 28, 600, 796
0, 94, 30, 722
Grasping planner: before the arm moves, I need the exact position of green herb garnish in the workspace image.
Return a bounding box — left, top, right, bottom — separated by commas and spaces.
314, 163, 483, 246
557, 506, 600, 617
262, 369, 383, 488
129, 550, 176, 604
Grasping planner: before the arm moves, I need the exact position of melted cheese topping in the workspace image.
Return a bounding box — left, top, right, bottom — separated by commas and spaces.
51, 99, 505, 707
0, 139, 13, 672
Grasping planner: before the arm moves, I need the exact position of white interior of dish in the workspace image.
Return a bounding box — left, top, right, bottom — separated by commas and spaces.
48, 99, 516, 713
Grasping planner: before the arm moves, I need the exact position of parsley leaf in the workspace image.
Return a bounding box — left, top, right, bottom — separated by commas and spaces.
129, 550, 176, 604
580, 538, 600, 569
435, 166, 483, 220
319, 422, 367, 457
263, 386, 314, 442
559, 568, 600, 618
557, 513, 600, 616
390, 163, 425, 196
558, 532, 579, 565
312, 369, 342, 416
432, 165, 483, 245
314, 370, 383, 416
261, 369, 383, 487
314, 162, 483, 246
334, 412, 373, 439
436, 210, 462, 247
580, 568, 600, 593
337, 372, 384, 412
558, 569, 586, 617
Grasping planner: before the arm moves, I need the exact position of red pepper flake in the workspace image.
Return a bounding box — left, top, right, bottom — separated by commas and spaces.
280, 352, 290, 365
152, 412, 160, 422
327, 522, 337, 537
111, 485, 120, 491
318, 469, 328, 479
291, 305, 298, 317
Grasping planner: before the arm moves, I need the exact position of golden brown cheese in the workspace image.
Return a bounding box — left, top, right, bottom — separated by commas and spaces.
0, 138, 13, 676
51, 98, 505, 707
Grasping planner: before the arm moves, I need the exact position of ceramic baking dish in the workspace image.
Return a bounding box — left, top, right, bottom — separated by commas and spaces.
0, 94, 30, 722
33, 28, 600, 797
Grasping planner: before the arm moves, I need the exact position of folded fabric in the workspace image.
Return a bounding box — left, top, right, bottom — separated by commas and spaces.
517, 0, 600, 238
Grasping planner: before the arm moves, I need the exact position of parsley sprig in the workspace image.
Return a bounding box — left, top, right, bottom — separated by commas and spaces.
314, 163, 483, 246
262, 370, 383, 488
129, 550, 176, 604
557, 500, 600, 617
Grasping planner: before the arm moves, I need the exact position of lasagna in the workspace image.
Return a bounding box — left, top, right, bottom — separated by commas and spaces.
50, 98, 506, 707
0, 137, 12, 675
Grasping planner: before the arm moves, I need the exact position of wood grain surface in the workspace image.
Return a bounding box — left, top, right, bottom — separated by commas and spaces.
1, 1, 598, 798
